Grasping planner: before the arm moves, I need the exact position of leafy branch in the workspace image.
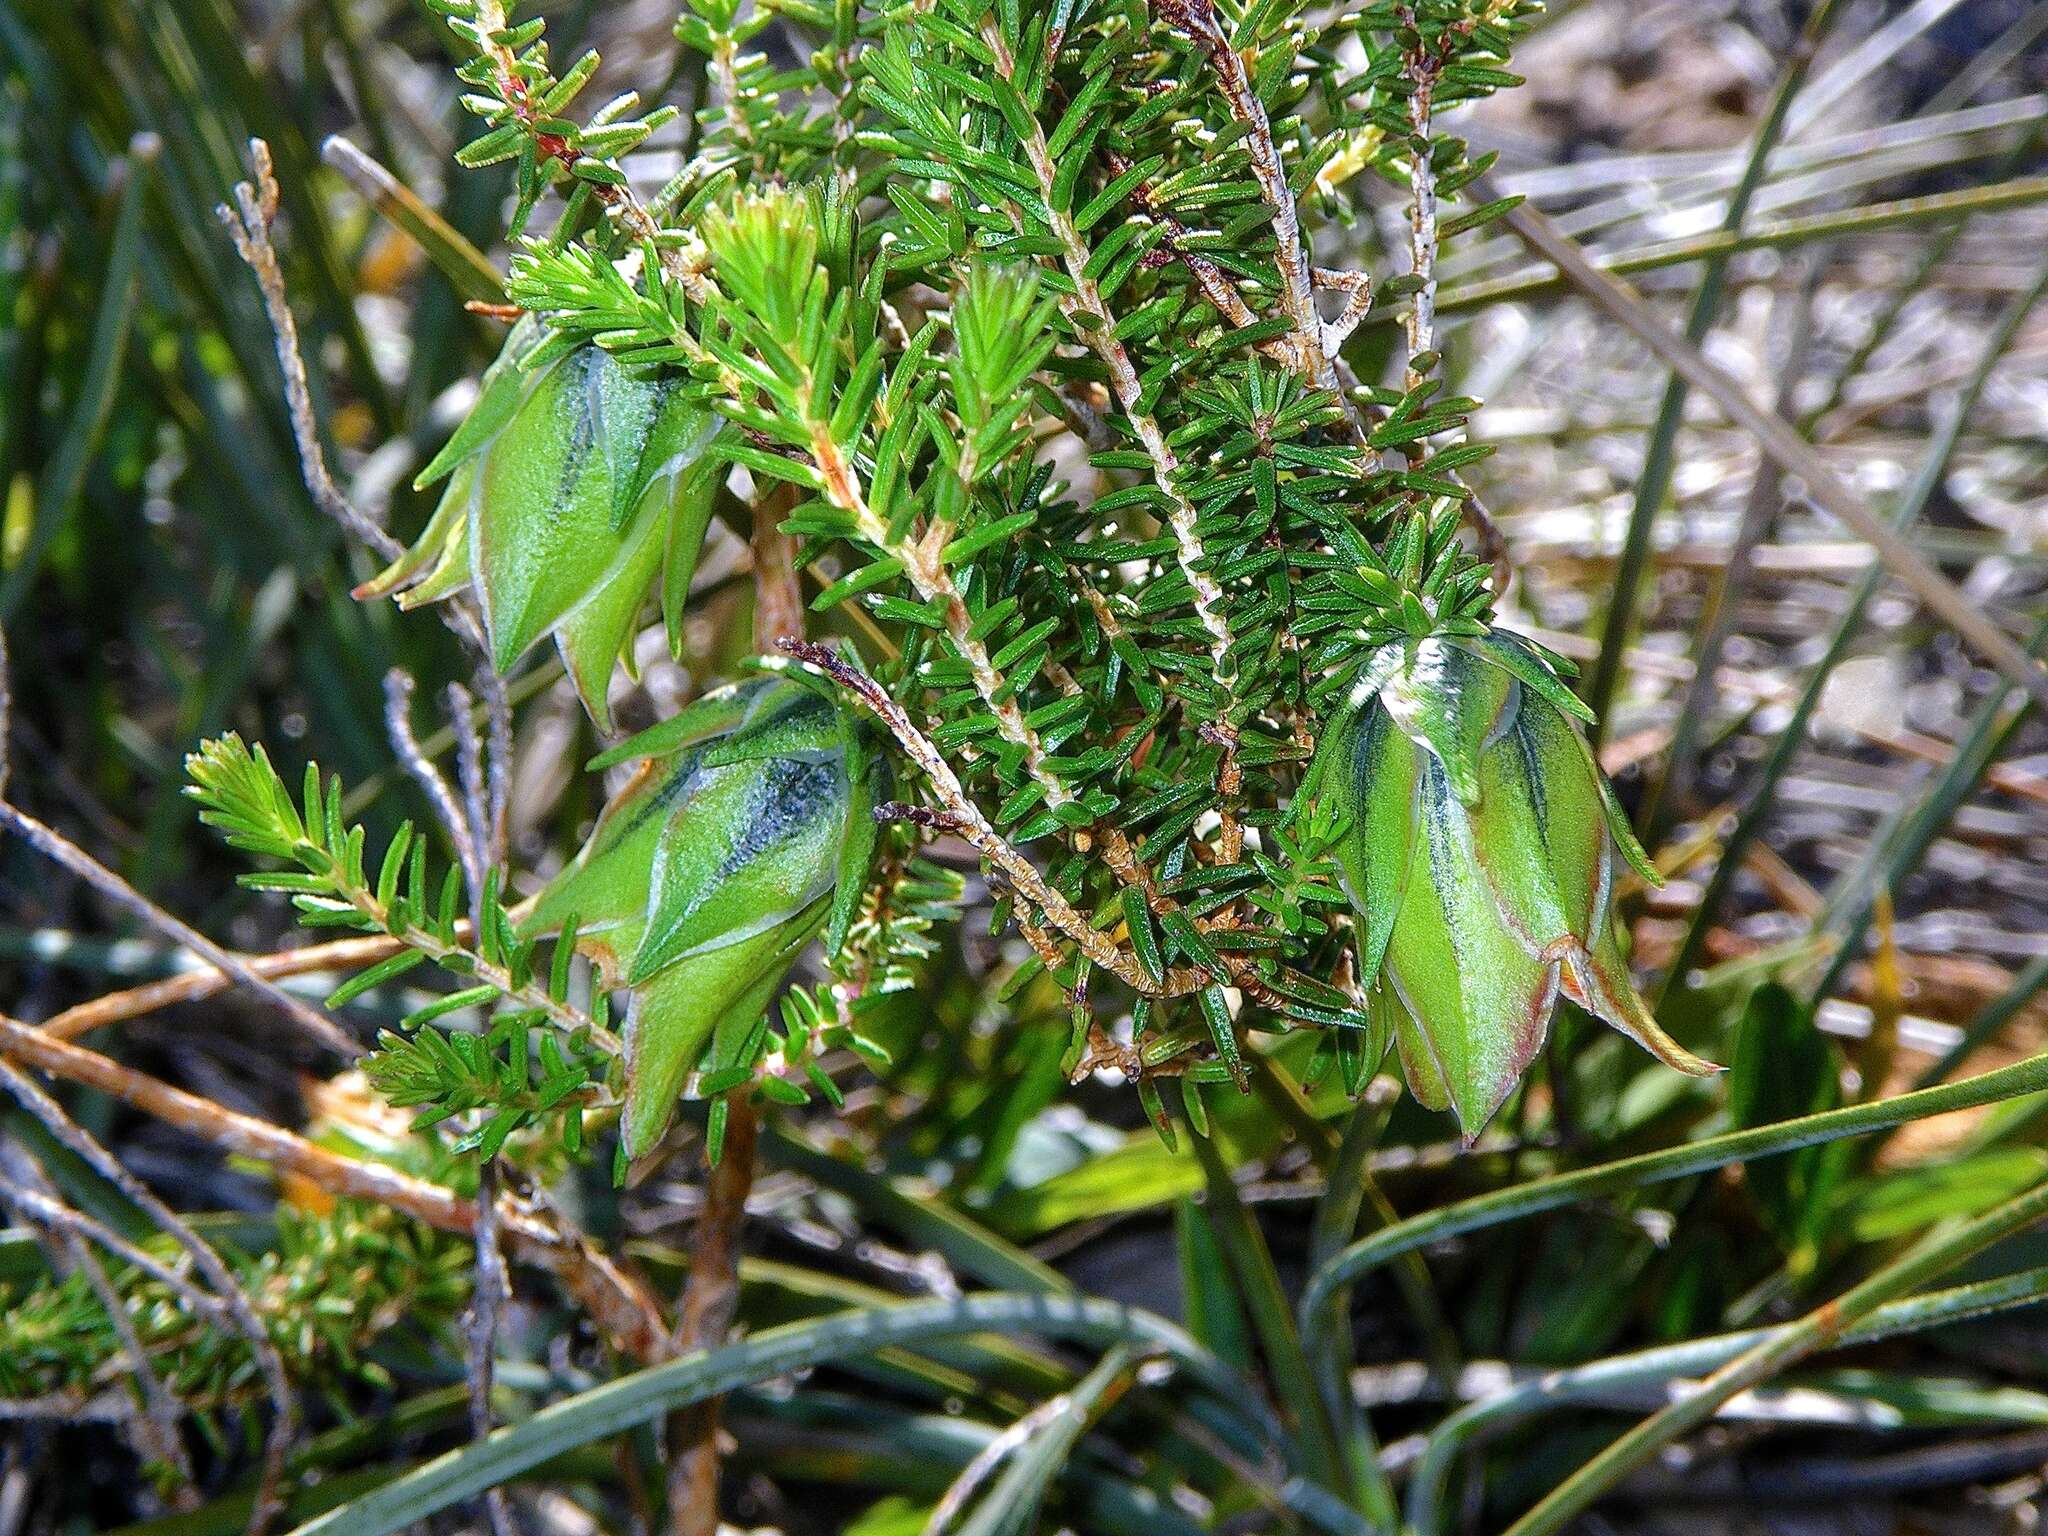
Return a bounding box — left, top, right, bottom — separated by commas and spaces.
435, 0, 680, 242
185, 735, 620, 1158
0, 1202, 468, 1415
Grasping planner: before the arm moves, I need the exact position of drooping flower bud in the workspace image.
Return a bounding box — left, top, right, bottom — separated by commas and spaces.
1310, 630, 1718, 1139
357, 319, 723, 730
526, 676, 881, 1159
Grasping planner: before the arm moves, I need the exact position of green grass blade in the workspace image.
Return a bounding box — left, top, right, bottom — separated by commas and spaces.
1406, 1265, 2048, 1536
1810, 612, 2048, 1004
1659, 244, 2048, 993
290, 1294, 1274, 1536
0, 136, 153, 623
1918, 953, 2048, 1090
762, 1123, 1069, 1295
322, 136, 506, 306
1580, 0, 1837, 736
1644, 265, 1820, 833
1501, 1176, 2048, 1536
1191, 1131, 1344, 1497
948, 1346, 1138, 1536
1434, 176, 2048, 315
1301, 1050, 2048, 1437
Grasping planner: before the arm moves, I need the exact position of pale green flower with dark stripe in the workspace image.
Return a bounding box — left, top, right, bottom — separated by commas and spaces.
527, 676, 880, 1159
358, 319, 722, 730
1311, 630, 1718, 1138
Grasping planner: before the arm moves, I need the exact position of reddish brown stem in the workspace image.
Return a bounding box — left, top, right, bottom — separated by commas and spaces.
664, 1097, 759, 1536
750, 489, 805, 654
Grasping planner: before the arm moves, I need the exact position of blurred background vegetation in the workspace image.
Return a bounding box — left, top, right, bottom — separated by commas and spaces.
1, 1, 2047, 1533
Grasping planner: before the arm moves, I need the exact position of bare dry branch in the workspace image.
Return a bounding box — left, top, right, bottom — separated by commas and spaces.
214, 141, 401, 565
0, 801, 360, 1056
467, 1158, 517, 1536
219, 140, 515, 856
0, 1014, 672, 1364
384, 669, 484, 901
0, 1060, 296, 1535
37, 933, 415, 1042
665, 1098, 758, 1536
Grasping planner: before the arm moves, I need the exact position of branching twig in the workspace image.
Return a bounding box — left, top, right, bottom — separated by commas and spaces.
1154, 0, 1329, 388
58, 1222, 198, 1495
788, 642, 1267, 1010
384, 670, 484, 901
215, 143, 400, 565
984, 23, 1243, 720
219, 140, 516, 871
1397, 8, 1441, 389
1313, 267, 1375, 356
1106, 147, 1275, 353
987, 21, 1262, 861
0, 1145, 215, 1491
476, 666, 513, 866
804, 406, 1082, 817
0, 1140, 201, 1499
783, 641, 1153, 992
446, 682, 494, 920
0, 1178, 231, 1313
0, 1014, 671, 1363
467, 0, 715, 307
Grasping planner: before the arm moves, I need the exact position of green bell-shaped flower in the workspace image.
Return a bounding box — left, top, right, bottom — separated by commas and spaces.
357, 319, 723, 730
526, 676, 882, 1159
1311, 630, 1718, 1139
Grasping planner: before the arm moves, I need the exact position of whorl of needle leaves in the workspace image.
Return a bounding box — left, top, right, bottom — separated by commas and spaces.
185, 734, 620, 1162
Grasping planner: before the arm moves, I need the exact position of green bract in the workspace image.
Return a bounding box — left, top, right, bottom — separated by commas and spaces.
1312, 631, 1719, 1140
357, 318, 723, 730
526, 676, 881, 1160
